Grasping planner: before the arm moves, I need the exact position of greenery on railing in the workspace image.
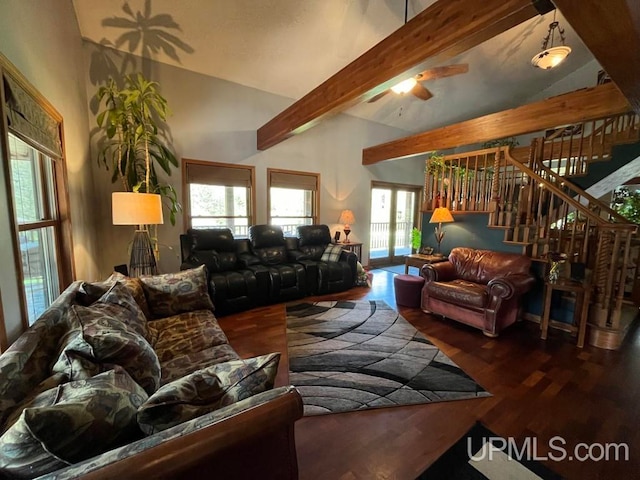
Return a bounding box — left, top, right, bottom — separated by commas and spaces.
481, 136, 519, 149
425, 152, 445, 175
611, 187, 640, 224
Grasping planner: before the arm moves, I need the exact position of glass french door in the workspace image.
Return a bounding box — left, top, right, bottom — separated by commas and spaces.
369, 182, 421, 266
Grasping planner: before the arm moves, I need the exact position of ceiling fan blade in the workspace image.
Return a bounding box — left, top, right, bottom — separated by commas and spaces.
417, 63, 469, 81
411, 84, 433, 101
367, 90, 390, 103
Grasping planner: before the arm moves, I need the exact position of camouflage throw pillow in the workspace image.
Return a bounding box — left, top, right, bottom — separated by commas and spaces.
0, 368, 147, 479
97, 283, 150, 341
137, 352, 280, 434
107, 272, 153, 320
140, 265, 214, 319
56, 302, 161, 395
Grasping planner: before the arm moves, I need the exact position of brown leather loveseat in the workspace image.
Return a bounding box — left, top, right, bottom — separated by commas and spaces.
421, 247, 535, 337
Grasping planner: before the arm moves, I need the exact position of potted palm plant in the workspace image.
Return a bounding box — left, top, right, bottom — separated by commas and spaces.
95, 73, 181, 275
95, 72, 181, 224
411, 227, 422, 254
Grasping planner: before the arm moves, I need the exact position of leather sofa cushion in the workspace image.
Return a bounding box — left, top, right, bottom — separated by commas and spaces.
298, 244, 324, 261
188, 228, 234, 252
275, 265, 302, 288
449, 247, 532, 285
187, 228, 238, 272
426, 279, 488, 309
211, 270, 257, 299
250, 225, 289, 265
297, 225, 331, 247
255, 246, 287, 265
320, 261, 352, 282
250, 225, 285, 249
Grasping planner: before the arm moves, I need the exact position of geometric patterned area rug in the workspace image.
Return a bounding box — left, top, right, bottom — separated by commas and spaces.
417, 422, 563, 479
286, 300, 490, 416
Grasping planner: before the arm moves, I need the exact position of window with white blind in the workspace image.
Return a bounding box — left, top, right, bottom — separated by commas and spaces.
182, 159, 255, 236
267, 168, 319, 236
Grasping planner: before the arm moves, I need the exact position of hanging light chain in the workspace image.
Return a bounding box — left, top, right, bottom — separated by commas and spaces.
541, 11, 568, 50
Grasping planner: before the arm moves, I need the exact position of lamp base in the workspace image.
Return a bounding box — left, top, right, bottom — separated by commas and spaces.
129, 229, 158, 277
343, 229, 351, 243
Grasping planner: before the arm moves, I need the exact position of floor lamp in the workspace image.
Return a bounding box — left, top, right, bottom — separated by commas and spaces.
429, 207, 454, 255
112, 192, 164, 277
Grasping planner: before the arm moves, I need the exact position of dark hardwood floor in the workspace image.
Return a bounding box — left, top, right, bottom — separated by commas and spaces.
217, 268, 640, 480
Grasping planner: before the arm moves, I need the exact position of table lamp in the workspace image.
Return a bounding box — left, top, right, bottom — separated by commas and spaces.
429, 207, 454, 255
112, 192, 164, 277
338, 209, 356, 243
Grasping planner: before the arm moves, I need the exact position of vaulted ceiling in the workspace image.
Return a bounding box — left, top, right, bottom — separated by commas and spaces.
72, 0, 599, 135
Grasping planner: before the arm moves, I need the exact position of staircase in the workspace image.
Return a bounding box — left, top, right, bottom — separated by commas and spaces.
422, 112, 640, 349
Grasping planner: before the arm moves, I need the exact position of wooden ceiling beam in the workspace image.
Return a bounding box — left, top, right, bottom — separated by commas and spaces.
554, 0, 640, 115
257, 0, 544, 151
362, 82, 631, 164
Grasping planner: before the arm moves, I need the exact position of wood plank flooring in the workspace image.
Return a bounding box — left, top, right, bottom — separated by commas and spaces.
217, 269, 640, 480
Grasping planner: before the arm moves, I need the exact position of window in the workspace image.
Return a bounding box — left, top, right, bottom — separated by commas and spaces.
183, 159, 255, 236
8, 135, 61, 323
268, 168, 319, 235
1, 63, 73, 332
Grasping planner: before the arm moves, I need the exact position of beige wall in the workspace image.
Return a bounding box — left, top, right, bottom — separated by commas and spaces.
0, 0, 98, 343
84, 44, 425, 276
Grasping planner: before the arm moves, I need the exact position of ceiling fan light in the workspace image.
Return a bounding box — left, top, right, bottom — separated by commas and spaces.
531, 46, 572, 69
390, 77, 417, 94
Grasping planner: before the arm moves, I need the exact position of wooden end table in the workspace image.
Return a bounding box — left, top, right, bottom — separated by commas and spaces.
339, 242, 362, 260
404, 253, 447, 274
540, 278, 592, 348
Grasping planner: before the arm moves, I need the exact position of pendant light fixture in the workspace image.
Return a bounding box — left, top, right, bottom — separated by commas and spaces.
531, 10, 572, 70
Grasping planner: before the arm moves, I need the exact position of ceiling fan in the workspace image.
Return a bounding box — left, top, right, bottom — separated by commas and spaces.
367, 63, 469, 103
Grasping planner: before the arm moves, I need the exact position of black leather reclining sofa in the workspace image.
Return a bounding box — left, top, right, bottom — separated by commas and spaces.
180, 224, 357, 315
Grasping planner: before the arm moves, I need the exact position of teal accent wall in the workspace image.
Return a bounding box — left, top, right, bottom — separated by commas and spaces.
420, 212, 580, 323
573, 141, 640, 191
420, 212, 522, 255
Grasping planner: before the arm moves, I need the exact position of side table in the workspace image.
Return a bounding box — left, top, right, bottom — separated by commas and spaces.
404, 253, 447, 274
339, 242, 362, 260
540, 278, 592, 348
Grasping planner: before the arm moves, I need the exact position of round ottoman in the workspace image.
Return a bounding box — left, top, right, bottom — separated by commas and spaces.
394, 274, 425, 308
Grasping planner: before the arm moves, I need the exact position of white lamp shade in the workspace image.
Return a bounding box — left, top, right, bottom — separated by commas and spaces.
112, 192, 164, 226
338, 209, 356, 225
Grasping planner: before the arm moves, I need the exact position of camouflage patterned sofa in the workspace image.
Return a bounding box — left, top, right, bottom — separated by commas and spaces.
0, 266, 303, 479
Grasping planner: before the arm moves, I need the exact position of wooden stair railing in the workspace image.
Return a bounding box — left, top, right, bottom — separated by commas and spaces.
502, 145, 637, 338
421, 112, 639, 348
509, 112, 640, 175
